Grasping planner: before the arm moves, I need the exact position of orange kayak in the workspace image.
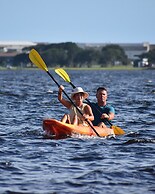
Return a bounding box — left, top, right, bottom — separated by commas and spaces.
43, 119, 117, 137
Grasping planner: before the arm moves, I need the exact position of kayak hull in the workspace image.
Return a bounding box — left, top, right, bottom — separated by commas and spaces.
43, 119, 115, 137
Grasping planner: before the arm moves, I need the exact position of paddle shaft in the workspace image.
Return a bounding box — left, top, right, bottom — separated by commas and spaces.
47, 71, 100, 137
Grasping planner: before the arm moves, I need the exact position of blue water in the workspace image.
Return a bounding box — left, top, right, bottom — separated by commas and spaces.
0, 69, 155, 194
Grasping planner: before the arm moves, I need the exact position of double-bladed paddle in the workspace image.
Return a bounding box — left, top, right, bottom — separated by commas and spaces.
29, 49, 100, 137
55, 68, 125, 135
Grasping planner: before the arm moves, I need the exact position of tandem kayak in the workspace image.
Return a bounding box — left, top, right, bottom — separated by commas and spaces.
43, 119, 122, 138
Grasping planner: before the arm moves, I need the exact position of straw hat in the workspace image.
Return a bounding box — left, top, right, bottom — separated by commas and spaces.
71, 87, 89, 100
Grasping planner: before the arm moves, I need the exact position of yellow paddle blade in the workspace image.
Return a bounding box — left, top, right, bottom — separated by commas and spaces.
55, 68, 70, 82
29, 49, 48, 72
111, 125, 125, 135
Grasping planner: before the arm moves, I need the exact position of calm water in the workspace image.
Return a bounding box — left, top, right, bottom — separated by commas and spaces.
0, 69, 155, 194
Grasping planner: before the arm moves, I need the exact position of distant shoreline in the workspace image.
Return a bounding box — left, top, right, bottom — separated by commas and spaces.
0, 66, 153, 71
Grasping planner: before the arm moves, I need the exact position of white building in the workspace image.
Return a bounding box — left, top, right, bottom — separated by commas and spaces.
0, 41, 37, 66
0, 41, 37, 53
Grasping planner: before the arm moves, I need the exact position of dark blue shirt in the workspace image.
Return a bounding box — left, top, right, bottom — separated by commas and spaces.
90, 102, 115, 126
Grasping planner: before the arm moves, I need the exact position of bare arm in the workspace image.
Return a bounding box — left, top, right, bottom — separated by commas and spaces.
83, 105, 94, 121
58, 85, 71, 109
101, 112, 115, 121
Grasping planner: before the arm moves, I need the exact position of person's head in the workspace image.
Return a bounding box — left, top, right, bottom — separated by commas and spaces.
71, 87, 89, 101
96, 87, 108, 104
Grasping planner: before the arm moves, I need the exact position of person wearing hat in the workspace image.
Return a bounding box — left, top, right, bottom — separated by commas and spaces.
58, 85, 94, 125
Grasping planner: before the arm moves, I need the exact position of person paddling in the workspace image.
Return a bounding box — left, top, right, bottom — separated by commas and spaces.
90, 87, 115, 128
58, 86, 94, 126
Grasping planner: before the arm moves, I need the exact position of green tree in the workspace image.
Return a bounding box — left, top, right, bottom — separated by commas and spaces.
75, 49, 99, 67
36, 42, 81, 67
62, 42, 82, 67
42, 48, 68, 67
13, 53, 29, 67
99, 44, 128, 66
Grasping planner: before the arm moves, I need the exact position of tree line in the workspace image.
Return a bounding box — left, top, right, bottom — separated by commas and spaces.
3, 42, 155, 68
13, 42, 129, 68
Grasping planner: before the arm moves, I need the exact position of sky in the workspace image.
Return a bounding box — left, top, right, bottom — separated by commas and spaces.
0, 0, 155, 44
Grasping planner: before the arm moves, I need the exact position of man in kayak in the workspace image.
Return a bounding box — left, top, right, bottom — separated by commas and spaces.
58, 85, 94, 126
90, 87, 115, 128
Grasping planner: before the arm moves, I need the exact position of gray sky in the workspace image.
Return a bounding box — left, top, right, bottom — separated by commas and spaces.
0, 0, 154, 44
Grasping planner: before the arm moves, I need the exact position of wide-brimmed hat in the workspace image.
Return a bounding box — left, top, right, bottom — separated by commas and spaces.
71, 87, 89, 100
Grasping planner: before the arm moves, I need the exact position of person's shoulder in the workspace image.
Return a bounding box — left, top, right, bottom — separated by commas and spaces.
83, 102, 91, 107
89, 102, 98, 109
106, 104, 114, 108
83, 103, 92, 111
106, 104, 115, 112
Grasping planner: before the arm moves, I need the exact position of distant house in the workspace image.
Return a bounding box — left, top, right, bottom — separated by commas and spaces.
0, 41, 37, 53
0, 41, 37, 66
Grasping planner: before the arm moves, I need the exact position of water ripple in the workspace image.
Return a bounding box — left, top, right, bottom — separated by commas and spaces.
0, 69, 155, 194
